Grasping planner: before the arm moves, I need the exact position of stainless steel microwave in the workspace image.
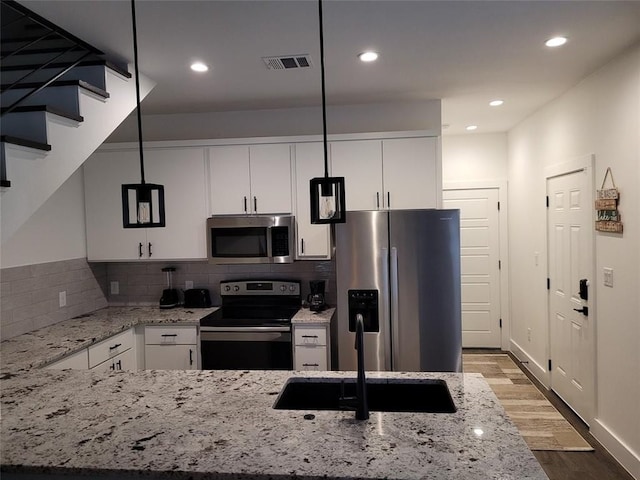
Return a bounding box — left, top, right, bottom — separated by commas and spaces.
207, 215, 295, 264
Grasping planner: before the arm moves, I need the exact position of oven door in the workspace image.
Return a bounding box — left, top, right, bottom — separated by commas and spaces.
201, 328, 292, 370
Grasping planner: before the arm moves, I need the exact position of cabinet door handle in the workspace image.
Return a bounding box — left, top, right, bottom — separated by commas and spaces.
243, 196, 248, 213
253, 196, 257, 213
189, 348, 194, 366
387, 192, 391, 209
376, 192, 380, 209
138, 242, 143, 258
301, 238, 305, 254
110, 363, 115, 370
117, 360, 122, 370
161, 334, 178, 338
109, 343, 122, 350
302, 335, 318, 338
303, 363, 319, 367
148, 242, 152, 257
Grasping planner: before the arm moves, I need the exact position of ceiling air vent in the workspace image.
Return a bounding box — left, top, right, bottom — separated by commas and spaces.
262, 54, 313, 70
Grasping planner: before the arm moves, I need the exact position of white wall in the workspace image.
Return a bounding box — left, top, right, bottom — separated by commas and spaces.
442, 133, 508, 183
1, 168, 87, 269
508, 44, 640, 477
106, 100, 441, 142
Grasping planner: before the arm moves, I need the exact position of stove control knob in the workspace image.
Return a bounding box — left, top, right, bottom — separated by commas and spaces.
289, 285, 296, 292
280, 285, 286, 292
233, 285, 240, 292
224, 285, 231, 292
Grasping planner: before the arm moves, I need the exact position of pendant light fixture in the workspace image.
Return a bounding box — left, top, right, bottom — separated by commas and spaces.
122, 0, 165, 228
310, 0, 346, 224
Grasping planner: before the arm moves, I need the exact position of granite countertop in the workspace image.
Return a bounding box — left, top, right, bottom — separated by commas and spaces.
1, 369, 549, 480
291, 306, 335, 324
0, 306, 218, 373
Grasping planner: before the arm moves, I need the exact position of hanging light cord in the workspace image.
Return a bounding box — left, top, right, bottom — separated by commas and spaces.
318, 0, 329, 179
131, 0, 145, 185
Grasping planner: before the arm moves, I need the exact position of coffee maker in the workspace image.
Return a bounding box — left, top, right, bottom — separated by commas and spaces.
307, 280, 326, 312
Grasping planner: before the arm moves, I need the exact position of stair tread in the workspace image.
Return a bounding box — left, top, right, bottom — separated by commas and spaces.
0, 59, 131, 78
1, 104, 84, 122
1, 79, 109, 99
0, 135, 51, 151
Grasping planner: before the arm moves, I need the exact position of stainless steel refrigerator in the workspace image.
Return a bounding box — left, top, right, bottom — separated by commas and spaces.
336, 209, 462, 372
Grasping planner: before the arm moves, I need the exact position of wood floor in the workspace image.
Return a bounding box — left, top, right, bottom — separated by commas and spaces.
463, 349, 634, 480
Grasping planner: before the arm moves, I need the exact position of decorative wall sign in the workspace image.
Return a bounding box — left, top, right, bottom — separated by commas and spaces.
595, 167, 623, 233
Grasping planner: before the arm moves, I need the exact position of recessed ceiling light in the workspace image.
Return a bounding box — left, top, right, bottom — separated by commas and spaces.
489, 100, 504, 107
466, 125, 478, 131
358, 51, 378, 62
545, 36, 568, 48
190, 62, 209, 72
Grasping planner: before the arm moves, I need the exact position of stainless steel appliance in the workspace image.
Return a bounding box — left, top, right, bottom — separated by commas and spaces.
336, 209, 462, 372
184, 288, 212, 308
207, 215, 295, 264
199, 280, 300, 370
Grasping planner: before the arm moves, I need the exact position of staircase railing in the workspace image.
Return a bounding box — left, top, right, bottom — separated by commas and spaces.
0, 0, 104, 116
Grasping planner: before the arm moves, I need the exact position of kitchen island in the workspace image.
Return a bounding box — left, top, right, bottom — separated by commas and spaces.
0, 307, 549, 479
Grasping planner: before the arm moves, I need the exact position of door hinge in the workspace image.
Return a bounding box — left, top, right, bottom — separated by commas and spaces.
547, 278, 550, 290
548, 359, 552, 371
546, 196, 549, 208
497, 201, 501, 211
499, 318, 502, 328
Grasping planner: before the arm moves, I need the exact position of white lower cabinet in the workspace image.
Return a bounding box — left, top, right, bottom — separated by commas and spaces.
90, 348, 136, 372
144, 326, 199, 370
293, 324, 330, 371
45, 349, 89, 370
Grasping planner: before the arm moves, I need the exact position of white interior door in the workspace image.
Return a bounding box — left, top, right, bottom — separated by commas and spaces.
547, 169, 593, 423
443, 188, 501, 348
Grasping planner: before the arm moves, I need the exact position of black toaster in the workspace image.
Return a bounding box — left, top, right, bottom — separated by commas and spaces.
184, 288, 212, 308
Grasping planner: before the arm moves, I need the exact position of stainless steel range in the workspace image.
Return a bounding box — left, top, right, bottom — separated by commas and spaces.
199, 280, 301, 370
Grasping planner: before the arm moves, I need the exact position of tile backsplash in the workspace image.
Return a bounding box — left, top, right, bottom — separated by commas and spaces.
105, 260, 336, 307
0, 258, 108, 340
0, 258, 335, 340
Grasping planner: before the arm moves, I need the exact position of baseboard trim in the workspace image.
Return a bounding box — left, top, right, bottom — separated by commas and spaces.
509, 339, 550, 387
591, 419, 640, 479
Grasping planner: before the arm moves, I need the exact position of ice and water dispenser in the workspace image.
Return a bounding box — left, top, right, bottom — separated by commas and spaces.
348, 290, 379, 332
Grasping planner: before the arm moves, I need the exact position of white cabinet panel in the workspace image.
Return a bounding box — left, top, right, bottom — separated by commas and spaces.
293, 323, 330, 371
249, 144, 292, 214
209, 144, 292, 215
144, 326, 198, 345
45, 349, 89, 370
293, 143, 331, 259
209, 146, 251, 215
382, 137, 438, 209
88, 329, 135, 368
293, 326, 327, 346
331, 140, 383, 211
84, 147, 208, 261
294, 346, 328, 371
145, 344, 198, 370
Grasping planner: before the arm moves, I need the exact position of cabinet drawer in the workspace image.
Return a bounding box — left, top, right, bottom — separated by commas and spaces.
90, 348, 136, 372
45, 348, 89, 370
145, 344, 198, 370
145, 326, 197, 345
88, 329, 134, 368
294, 326, 327, 346
294, 346, 328, 371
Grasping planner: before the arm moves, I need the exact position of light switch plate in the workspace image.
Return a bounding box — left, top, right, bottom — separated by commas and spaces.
59, 291, 67, 308
110, 281, 119, 295
185, 280, 194, 290
603, 268, 613, 287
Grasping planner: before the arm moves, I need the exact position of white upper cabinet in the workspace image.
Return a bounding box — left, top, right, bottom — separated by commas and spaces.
330, 140, 383, 211
330, 136, 438, 211
208, 144, 292, 215
382, 137, 438, 209
84, 147, 208, 261
293, 142, 332, 259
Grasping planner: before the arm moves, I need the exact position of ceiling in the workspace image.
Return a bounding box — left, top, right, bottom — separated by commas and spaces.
18, 0, 640, 136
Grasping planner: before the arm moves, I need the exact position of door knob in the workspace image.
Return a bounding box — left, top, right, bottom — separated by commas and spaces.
573, 306, 589, 316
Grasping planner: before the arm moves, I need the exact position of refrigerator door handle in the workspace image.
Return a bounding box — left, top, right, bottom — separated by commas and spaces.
380, 246, 392, 371
390, 246, 400, 370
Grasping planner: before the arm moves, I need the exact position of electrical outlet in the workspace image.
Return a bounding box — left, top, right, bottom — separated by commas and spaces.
185, 280, 194, 290
110, 281, 120, 295
59, 291, 67, 308
527, 328, 532, 342
603, 268, 613, 287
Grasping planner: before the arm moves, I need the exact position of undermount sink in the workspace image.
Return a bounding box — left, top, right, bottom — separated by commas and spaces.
273, 377, 456, 413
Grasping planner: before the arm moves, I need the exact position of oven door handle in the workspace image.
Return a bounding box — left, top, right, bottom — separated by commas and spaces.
200, 326, 290, 333
201, 331, 291, 342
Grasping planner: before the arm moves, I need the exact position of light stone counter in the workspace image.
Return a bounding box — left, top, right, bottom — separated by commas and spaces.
0, 306, 217, 373
291, 306, 335, 324
1, 368, 548, 480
